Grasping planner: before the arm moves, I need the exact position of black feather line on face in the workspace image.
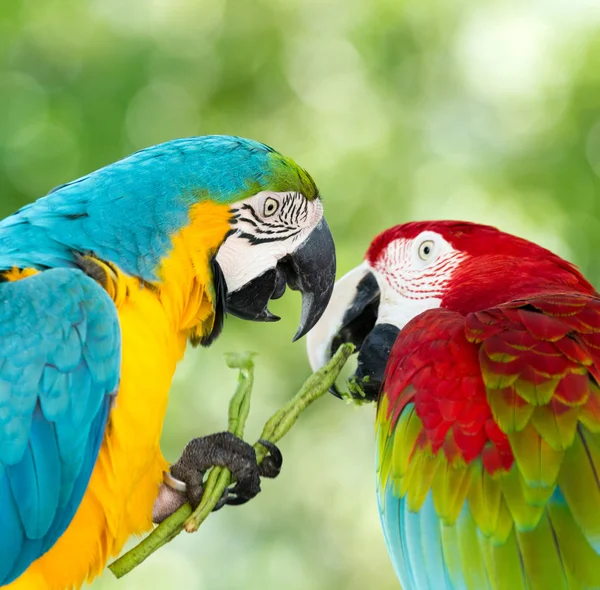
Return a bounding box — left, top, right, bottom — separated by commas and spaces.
253, 224, 298, 236
280, 194, 297, 223
289, 196, 302, 224
281, 194, 294, 223
238, 229, 303, 245
234, 193, 309, 245
237, 213, 296, 235
300, 199, 309, 223
241, 204, 295, 231
238, 214, 260, 228
198, 257, 228, 347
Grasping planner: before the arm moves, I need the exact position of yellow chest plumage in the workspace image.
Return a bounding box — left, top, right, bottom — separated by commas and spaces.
7, 201, 231, 590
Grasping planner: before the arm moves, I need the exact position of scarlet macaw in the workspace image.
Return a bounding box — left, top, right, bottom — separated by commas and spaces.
308, 220, 600, 589
0, 135, 336, 589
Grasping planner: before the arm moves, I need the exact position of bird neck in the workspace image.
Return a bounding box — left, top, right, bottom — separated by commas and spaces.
155, 200, 232, 339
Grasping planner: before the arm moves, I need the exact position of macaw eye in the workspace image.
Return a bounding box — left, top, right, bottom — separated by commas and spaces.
418, 240, 435, 261
263, 197, 279, 217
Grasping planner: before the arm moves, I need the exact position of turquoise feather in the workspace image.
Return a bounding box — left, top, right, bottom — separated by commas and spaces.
0, 269, 119, 585
0, 136, 317, 281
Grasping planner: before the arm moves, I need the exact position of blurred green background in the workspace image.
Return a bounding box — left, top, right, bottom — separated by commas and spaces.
1, 0, 600, 588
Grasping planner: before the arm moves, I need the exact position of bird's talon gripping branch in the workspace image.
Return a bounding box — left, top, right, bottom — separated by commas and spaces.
169, 431, 279, 511
109, 343, 354, 579
221, 439, 283, 507
256, 439, 283, 478
211, 488, 230, 512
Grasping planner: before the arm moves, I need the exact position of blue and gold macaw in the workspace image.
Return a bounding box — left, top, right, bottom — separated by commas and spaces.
0, 135, 336, 589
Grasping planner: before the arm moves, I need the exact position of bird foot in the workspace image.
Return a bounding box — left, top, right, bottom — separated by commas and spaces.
154, 432, 282, 523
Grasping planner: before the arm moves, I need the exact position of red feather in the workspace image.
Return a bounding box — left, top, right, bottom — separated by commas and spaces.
381, 294, 600, 477
372, 221, 600, 588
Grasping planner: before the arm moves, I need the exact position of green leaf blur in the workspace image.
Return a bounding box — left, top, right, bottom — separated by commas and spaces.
1, 1, 599, 589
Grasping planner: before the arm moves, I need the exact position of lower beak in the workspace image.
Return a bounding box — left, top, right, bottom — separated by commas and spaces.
306, 263, 398, 401
350, 323, 399, 401
225, 219, 336, 341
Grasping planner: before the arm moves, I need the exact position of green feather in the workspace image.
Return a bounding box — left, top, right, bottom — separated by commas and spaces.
500, 468, 545, 531
508, 423, 563, 498
394, 402, 422, 478
530, 403, 580, 450
515, 511, 570, 590
557, 427, 600, 551
468, 463, 506, 539
405, 449, 441, 512
515, 375, 560, 406
547, 500, 600, 588
442, 507, 491, 589
480, 527, 527, 590
432, 457, 473, 524
579, 382, 600, 433
480, 355, 520, 390
488, 386, 535, 434
267, 152, 320, 201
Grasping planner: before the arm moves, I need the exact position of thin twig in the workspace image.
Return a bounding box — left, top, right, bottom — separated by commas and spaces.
109, 343, 354, 579
183, 352, 255, 533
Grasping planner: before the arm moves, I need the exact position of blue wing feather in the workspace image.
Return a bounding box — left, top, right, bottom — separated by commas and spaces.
0, 136, 280, 281
379, 483, 415, 589
0, 268, 120, 585
419, 494, 453, 590
0, 473, 24, 582
42, 395, 111, 554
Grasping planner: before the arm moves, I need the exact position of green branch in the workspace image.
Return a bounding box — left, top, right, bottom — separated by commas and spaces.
109, 343, 354, 579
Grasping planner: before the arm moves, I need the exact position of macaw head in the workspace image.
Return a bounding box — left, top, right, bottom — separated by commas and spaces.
9, 135, 336, 344
207, 137, 336, 342
306, 220, 594, 401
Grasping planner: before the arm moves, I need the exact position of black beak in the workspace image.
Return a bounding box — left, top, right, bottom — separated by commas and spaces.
225, 219, 336, 341
348, 323, 399, 401
306, 266, 398, 402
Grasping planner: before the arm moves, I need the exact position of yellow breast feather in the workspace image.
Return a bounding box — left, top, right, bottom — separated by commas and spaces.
8, 201, 232, 589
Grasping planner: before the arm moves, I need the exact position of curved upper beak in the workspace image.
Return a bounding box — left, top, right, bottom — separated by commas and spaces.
225, 219, 336, 341
306, 262, 398, 401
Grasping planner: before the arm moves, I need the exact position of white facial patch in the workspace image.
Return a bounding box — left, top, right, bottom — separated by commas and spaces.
370, 231, 467, 330
216, 191, 323, 293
